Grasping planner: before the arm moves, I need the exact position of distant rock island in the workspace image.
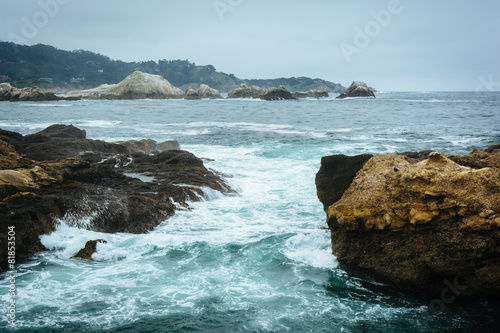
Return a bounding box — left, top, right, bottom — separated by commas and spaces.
66, 71, 185, 99
336, 81, 375, 99
0, 42, 346, 94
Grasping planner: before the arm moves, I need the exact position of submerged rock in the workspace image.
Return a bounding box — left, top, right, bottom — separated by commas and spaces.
316, 147, 500, 299
336, 81, 375, 99
71, 239, 107, 261
66, 71, 185, 99
0, 125, 232, 271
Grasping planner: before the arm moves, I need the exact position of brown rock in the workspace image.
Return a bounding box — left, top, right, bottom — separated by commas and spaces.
71, 239, 107, 260
320, 150, 500, 299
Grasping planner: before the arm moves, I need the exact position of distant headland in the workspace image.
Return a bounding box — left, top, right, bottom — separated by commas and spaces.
0, 42, 346, 94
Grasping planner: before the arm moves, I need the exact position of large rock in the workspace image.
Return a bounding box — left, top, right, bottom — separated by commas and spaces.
197, 84, 222, 99
66, 71, 185, 99
227, 84, 265, 98
292, 90, 329, 98
336, 81, 375, 99
318, 149, 500, 299
0, 125, 232, 271
257, 85, 295, 101
0, 83, 76, 102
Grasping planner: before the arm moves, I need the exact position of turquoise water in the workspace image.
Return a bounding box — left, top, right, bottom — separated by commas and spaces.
0, 92, 499, 332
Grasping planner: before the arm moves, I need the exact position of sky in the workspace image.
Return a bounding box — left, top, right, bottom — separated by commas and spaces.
1, 0, 499, 91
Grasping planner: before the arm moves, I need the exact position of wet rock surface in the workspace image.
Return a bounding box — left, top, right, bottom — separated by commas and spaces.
316, 146, 500, 299
0, 125, 232, 271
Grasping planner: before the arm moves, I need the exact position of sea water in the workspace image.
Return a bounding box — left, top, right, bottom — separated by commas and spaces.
0, 92, 499, 332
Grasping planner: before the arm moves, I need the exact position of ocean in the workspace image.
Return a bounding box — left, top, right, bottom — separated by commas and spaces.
1, 92, 499, 332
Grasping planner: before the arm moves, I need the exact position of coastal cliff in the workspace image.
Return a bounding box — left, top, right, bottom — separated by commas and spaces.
316, 147, 500, 299
0, 125, 232, 269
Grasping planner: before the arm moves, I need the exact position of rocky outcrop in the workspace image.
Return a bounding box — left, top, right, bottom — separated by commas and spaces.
292, 90, 329, 98
66, 71, 185, 99
71, 239, 107, 260
197, 84, 222, 99
316, 147, 500, 299
257, 85, 295, 101
0, 125, 232, 271
0, 83, 77, 102
227, 84, 265, 98
336, 81, 375, 99
184, 87, 201, 100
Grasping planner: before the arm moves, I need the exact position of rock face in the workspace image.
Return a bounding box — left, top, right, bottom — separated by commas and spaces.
336, 81, 375, 99
256, 85, 295, 101
292, 90, 329, 98
227, 84, 265, 98
66, 71, 185, 99
315, 154, 373, 211
197, 84, 222, 99
0, 125, 232, 271
316, 148, 500, 299
71, 239, 107, 260
0, 83, 77, 102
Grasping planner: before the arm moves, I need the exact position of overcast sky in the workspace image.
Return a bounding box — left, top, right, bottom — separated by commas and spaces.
1, 0, 499, 91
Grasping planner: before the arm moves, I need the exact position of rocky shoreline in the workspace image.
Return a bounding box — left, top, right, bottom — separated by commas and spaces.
316, 146, 500, 299
0, 125, 233, 270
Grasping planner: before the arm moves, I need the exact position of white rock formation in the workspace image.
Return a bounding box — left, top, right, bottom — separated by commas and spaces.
66, 71, 185, 99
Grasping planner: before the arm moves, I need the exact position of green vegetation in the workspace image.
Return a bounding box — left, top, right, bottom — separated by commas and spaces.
0, 42, 345, 93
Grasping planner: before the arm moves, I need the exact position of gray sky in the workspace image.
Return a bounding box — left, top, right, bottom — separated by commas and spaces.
1, 0, 499, 91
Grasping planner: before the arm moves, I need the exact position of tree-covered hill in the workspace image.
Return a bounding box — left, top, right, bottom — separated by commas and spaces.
0, 42, 345, 93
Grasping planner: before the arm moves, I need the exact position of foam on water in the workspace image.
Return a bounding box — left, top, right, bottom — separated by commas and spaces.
1, 92, 498, 331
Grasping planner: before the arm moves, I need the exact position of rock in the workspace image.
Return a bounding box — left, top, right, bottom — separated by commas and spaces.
336, 81, 375, 99
24, 124, 86, 143
13, 125, 179, 161
227, 84, 265, 98
318, 150, 500, 299
0, 83, 76, 102
66, 71, 185, 99
292, 90, 329, 98
197, 84, 222, 99
257, 85, 295, 101
184, 87, 201, 100
315, 154, 373, 211
0, 125, 233, 271
117, 139, 180, 155
71, 239, 107, 260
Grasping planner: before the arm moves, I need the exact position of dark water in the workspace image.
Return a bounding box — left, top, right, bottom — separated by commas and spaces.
0, 92, 499, 332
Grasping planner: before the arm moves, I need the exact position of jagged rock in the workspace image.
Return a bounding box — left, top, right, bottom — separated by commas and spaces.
257, 85, 295, 101
315, 154, 373, 211
336, 81, 375, 99
0, 125, 232, 271
292, 90, 329, 98
197, 84, 222, 99
66, 71, 185, 99
318, 149, 500, 299
0, 83, 76, 102
227, 84, 265, 98
184, 87, 201, 100
71, 239, 107, 260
